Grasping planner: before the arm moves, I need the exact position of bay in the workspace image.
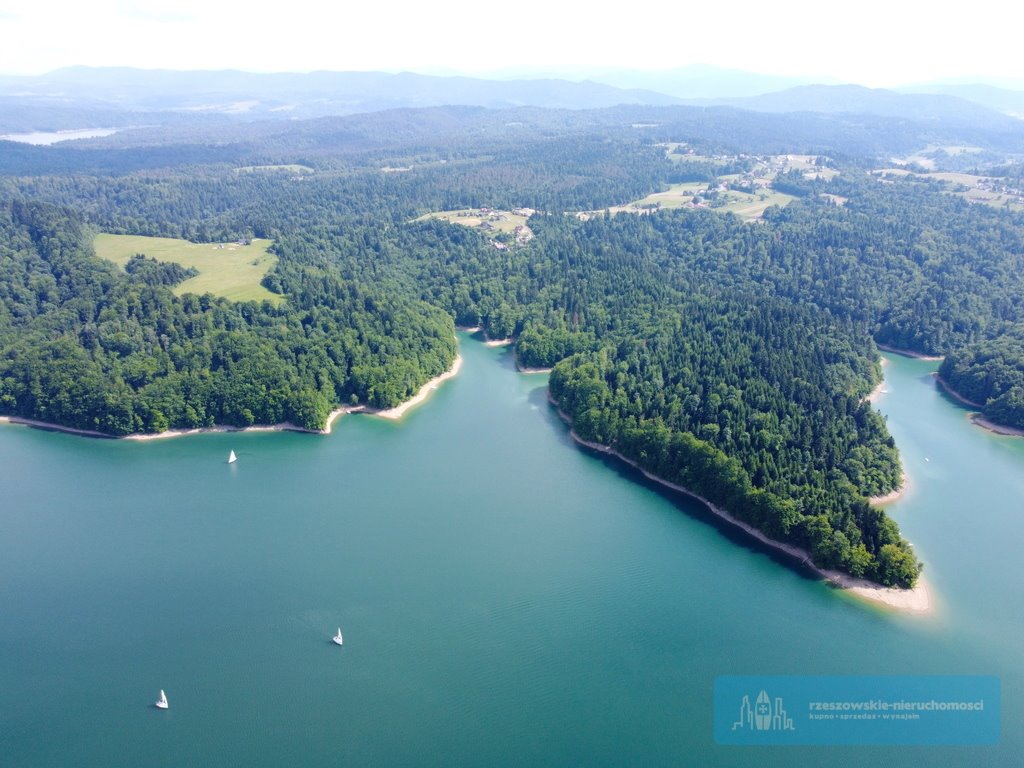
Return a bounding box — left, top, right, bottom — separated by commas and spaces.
0, 335, 1021, 766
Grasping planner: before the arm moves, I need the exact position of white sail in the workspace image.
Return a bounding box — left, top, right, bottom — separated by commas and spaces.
333, 627, 344, 646
156, 689, 168, 709
228, 450, 237, 464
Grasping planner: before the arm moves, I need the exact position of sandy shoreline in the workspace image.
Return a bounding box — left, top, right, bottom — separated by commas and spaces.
125, 420, 319, 441
1, 353, 463, 440
825, 571, 932, 612
455, 324, 512, 347
865, 356, 889, 403
932, 374, 1024, 436
933, 373, 984, 408
550, 398, 930, 614
513, 348, 553, 374
866, 378, 888, 404
365, 354, 463, 420
865, 357, 909, 504
0, 415, 114, 439
971, 415, 1024, 437
868, 470, 909, 506
876, 342, 944, 361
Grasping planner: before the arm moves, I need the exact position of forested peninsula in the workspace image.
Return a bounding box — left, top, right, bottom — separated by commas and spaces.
5, 104, 1024, 588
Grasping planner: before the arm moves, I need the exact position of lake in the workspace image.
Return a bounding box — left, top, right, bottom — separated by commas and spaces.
0, 128, 119, 145
0, 335, 1021, 766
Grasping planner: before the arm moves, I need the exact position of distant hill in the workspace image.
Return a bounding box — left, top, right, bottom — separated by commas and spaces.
7, 68, 1023, 141
477, 64, 827, 99
6, 100, 1024, 177
900, 83, 1024, 118
677, 83, 1024, 153
713, 84, 1016, 122
0, 67, 683, 130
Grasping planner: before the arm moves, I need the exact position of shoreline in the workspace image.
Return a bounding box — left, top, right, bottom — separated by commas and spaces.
866, 378, 888, 404
865, 356, 889, 403
455, 326, 548, 371
868, 470, 910, 506
549, 397, 930, 614
364, 354, 463, 420
971, 414, 1024, 437
933, 374, 1024, 437
865, 357, 909, 504
1, 352, 463, 441
876, 342, 944, 361
124, 420, 319, 441
513, 347, 553, 374
454, 323, 512, 347
933, 373, 984, 408
0, 416, 115, 439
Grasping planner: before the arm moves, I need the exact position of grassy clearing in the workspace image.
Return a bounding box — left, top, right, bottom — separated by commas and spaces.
779, 154, 818, 171
872, 168, 1024, 211
667, 151, 718, 163
94, 234, 282, 304
928, 172, 991, 186
961, 188, 1024, 210
776, 154, 839, 180
613, 182, 707, 211
874, 168, 914, 178
415, 208, 532, 235
233, 164, 314, 174
885, 145, 988, 169
721, 191, 796, 219
821, 193, 848, 206
608, 183, 795, 221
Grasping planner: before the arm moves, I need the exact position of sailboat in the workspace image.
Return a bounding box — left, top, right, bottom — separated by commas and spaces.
155, 689, 168, 709
332, 628, 344, 646
228, 450, 237, 464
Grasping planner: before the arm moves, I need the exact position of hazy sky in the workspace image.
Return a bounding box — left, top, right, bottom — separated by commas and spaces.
0, 0, 1019, 87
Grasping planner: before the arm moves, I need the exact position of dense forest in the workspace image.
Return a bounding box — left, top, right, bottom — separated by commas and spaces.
4, 104, 1024, 586
938, 334, 1024, 427
0, 199, 455, 434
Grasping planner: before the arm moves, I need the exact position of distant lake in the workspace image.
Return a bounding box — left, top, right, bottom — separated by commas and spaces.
1, 335, 1022, 766
0, 127, 119, 145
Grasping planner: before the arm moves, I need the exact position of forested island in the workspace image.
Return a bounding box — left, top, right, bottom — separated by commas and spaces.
5, 99, 1024, 589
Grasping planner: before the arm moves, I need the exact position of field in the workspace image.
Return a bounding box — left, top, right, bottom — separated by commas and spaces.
720, 190, 797, 219
233, 164, 314, 174
891, 144, 986, 170
604, 183, 795, 221
821, 193, 848, 206
415, 208, 533, 237
610, 182, 706, 211
873, 168, 1024, 211
94, 234, 282, 304
664, 147, 716, 164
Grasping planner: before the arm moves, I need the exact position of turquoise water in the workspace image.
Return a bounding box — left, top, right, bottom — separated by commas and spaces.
1, 336, 1021, 766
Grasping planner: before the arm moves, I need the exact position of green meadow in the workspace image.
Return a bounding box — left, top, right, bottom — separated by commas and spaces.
609, 183, 795, 221
94, 234, 282, 304
415, 208, 531, 234
873, 168, 1024, 212
233, 164, 314, 174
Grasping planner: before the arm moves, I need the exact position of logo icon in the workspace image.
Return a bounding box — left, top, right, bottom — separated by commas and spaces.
732, 689, 795, 732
